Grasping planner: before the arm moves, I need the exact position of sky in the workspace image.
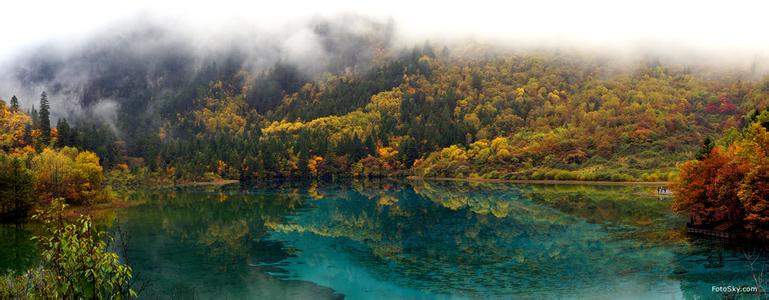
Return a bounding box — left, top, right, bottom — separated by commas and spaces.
2, 0, 767, 124
2, 0, 768, 62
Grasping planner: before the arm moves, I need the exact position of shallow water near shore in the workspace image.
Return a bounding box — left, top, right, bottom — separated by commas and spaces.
1, 180, 765, 299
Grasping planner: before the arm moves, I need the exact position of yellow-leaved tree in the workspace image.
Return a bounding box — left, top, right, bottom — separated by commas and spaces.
0, 99, 31, 150
31, 147, 106, 205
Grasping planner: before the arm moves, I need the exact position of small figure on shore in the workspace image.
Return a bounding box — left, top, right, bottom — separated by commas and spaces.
657, 186, 672, 195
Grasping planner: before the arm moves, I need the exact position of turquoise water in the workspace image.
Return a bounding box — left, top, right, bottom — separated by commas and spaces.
2, 180, 766, 299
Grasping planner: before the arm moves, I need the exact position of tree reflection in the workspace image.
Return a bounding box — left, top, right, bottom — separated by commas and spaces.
266, 180, 690, 298
79, 180, 769, 299
115, 185, 340, 299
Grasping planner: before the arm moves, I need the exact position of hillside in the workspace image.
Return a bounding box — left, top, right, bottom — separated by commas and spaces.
4, 40, 768, 182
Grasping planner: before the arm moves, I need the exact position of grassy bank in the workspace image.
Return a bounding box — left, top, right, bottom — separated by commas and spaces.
407, 176, 671, 187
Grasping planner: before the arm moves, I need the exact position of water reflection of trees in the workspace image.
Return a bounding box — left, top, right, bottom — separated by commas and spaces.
406, 181, 766, 298
268, 180, 687, 298
0, 225, 38, 273
116, 186, 341, 299
115, 181, 767, 299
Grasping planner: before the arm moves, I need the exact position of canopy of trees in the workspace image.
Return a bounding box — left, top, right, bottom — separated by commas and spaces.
148, 47, 761, 181
0, 98, 114, 223
673, 110, 769, 237
5, 45, 769, 183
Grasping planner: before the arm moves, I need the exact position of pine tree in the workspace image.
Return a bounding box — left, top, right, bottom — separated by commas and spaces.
399, 136, 420, 167
9, 95, 19, 112
23, 124, 33, 146
57, 118, 71, 147
364, 134, 376, 156
30, 105, 39, 129
440, 46, 450, 58
351, 133, 364, 161
695, 137, 715, 160
39, 92, 51, 145
0, 156, 35, 221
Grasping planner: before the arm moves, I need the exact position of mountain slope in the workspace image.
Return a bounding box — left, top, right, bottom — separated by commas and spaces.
4, 40, 767, 181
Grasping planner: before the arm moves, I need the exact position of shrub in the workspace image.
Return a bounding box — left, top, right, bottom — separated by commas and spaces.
0, 200, 135, 298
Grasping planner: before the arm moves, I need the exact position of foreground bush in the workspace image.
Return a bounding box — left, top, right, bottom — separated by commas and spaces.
0, 200, 135, 299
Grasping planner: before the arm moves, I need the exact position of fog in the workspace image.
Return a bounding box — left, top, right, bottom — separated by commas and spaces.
0, 13, 395, 123
4, 0, 768, 57
1, 0, 768, 124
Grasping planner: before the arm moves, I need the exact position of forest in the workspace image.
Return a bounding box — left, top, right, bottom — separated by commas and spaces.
4, 44, 766, 188
3, 43, 768, 242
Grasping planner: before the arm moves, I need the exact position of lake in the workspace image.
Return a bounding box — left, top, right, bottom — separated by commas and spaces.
1, 180, 765, 299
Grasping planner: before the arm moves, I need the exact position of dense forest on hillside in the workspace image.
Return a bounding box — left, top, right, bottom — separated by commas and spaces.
3, 18, 769, 184
4, 44, 769, 183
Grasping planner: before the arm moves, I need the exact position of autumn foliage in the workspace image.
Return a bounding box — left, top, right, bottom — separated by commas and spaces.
31, 147, 105, 205
673, 120, 769, 235
1, 100, 114, 222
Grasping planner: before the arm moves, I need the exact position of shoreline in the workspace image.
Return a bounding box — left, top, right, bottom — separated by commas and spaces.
64, 200, 134, 220
406, 176, 671, 186
61, 179, 240, 218
173, 179, 240, 187
62, 179, 240, 218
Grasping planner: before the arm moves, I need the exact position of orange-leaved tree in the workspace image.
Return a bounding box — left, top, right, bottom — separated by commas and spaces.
674, 121, 769, 236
